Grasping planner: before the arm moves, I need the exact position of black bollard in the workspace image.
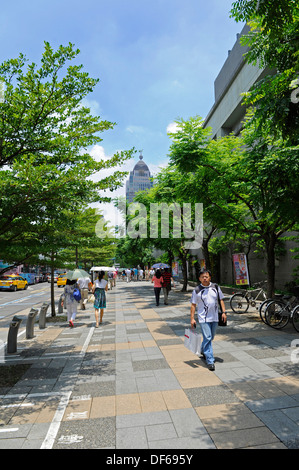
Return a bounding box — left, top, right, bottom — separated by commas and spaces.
7, 316, 23, 354
26, 308, 39, 339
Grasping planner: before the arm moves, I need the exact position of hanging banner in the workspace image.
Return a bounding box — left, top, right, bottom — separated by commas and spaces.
233, 253, 250, 286
172, 261, 179, 276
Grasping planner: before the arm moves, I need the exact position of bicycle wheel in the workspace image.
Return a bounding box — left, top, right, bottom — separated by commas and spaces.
259, 299, 273, 324
230, 293, 249, 313
292, 305, 299, 333
265, 300, 290, 329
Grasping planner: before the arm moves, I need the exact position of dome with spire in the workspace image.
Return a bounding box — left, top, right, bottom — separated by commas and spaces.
132, 152, 150, 176
126, 151, 153, 203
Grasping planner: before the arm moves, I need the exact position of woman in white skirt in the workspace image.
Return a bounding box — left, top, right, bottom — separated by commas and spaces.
61, 279, 79, 327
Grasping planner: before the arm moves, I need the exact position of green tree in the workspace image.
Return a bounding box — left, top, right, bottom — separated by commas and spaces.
132, 168, 199, 291
0, 42, 133, 273
115, 236, 155, 269
168, 116, 299, 297
59, 208, 117, 269
0, 42, 113, 167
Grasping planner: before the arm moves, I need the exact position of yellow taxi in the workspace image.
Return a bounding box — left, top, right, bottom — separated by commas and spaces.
57, 274, 67, 288
0, 275, 28, 291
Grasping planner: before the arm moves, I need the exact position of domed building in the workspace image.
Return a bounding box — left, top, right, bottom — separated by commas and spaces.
125, 152, 153, 203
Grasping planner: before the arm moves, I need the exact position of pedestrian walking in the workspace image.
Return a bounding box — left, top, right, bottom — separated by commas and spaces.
151, 269, 163, 306
161, 268, 175, 305
61, 279, 79, 327
190, 268, 227, 371
77, 275, 90, 310
92, 270, 108, 327
125, 268, 131, 282
149, 268, 155, 280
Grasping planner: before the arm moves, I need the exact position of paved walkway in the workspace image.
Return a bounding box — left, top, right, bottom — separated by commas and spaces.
0, 281, 299, 450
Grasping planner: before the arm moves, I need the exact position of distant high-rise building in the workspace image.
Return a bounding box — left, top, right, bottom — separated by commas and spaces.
125, 152, 153, 203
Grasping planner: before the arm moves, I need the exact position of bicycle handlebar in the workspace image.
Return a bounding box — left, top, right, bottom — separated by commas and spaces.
252, 280, 267, 288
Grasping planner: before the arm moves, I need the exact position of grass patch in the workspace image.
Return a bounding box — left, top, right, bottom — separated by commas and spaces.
0, 363, 31, 388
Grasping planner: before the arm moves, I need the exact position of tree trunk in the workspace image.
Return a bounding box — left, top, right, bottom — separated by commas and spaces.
201, 226, 217, 272
167, 249, 174, 271
194, 258, 200, 280
264, 232, 277, 298
179, 246, 188, 291
50, 252, 56, 316
75, 246, 79, 268
202, 238, 211, 271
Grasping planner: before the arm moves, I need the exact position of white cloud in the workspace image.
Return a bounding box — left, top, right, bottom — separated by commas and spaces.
166, 122, 180, 134
89, 144, 108, 162
126, 125, 145, 134
81, 97, 102, 117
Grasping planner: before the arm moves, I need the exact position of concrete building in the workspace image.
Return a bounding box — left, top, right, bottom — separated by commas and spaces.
189, 24, 298, 290
125, 152, 153, 203
203, 23, 273, 138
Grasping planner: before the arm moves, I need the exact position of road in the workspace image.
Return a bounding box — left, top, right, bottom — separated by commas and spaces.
0, 282, 62, 349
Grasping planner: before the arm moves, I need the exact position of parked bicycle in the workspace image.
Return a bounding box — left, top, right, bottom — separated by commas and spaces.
259, 293, 290, 324
230, 281, 267, 314
264, 286, 299, 332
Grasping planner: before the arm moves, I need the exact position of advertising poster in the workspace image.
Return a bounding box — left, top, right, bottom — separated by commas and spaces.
233, 253, 250, 286
172, 261, 179, 277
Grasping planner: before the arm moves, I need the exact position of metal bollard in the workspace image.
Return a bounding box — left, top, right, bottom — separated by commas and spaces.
58, 295, 64, 314
26, 308, 39, 339
7, 316, 23, 354
39, 302, 50, 329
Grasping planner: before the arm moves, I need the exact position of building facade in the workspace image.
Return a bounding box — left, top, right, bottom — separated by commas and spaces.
125, 152, 153, 203
203, 24, 275, 138
191, 24, 297, 290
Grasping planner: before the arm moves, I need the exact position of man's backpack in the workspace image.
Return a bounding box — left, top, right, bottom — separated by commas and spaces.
194, 283, 226, 326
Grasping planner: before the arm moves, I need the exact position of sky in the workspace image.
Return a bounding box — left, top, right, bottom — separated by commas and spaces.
0, 0, 244, 225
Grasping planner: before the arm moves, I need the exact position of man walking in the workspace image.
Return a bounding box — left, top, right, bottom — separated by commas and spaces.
77, 275, 90, 310
125, 268, 131, 283
190, 268, 226, 371
161, 268, 175, 305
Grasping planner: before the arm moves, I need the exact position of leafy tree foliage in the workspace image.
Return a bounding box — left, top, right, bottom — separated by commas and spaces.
230, 1, 299, 142
167, 116, 298, 296
0, 42, 133, 273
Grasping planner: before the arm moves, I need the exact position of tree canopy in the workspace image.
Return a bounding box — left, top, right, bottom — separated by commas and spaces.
0, 42, 133, 273
230, 0, 299, 142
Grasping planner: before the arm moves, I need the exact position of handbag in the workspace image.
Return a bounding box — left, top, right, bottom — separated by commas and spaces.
218, 311, 227, 327
184, 328, 201, 355
216, 285, 227, 326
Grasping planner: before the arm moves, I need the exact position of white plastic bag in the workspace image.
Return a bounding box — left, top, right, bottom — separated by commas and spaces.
184, 328, 201, 355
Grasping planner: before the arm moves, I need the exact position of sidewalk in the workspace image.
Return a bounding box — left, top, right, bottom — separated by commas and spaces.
0, 281, 299, 449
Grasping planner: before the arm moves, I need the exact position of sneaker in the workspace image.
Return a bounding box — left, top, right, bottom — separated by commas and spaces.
69, 320, 74, 328
207, 363, 215, 371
